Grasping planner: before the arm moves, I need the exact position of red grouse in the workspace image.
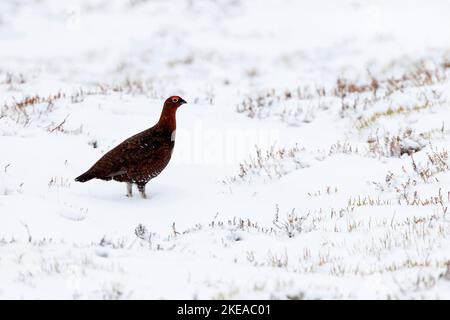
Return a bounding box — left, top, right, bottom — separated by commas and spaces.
75, 96, 187, 198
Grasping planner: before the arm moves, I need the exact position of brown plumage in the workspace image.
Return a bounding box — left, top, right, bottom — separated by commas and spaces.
75, 96, 187, 198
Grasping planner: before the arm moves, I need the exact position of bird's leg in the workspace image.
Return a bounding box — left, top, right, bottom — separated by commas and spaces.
126, 182, 133, 197
137, 184, 147, 199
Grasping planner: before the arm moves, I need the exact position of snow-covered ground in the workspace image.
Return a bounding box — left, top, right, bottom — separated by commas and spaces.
1, 0, 450, 299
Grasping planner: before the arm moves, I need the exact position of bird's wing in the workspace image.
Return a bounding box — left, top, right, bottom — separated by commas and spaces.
86, 128, 166, 179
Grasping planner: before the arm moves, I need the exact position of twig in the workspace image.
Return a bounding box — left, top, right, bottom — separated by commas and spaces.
49, 114, 69, 133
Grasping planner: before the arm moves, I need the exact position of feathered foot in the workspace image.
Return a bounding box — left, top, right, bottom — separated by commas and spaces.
126, 183, 133, 197
137, 184, 147, 199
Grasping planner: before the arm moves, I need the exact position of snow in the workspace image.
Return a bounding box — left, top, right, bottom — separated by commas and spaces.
1, 0, 450, 299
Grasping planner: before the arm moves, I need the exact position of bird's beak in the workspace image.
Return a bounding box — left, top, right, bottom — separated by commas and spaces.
180, 98, 187, 104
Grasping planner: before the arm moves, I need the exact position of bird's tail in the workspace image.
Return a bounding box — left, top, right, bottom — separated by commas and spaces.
75, 171, 94, 182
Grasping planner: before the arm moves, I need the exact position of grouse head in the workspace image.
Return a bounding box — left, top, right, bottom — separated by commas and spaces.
164, 96, 187, 108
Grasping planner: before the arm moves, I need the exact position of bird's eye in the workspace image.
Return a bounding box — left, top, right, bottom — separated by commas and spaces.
171, 98, 179, 103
